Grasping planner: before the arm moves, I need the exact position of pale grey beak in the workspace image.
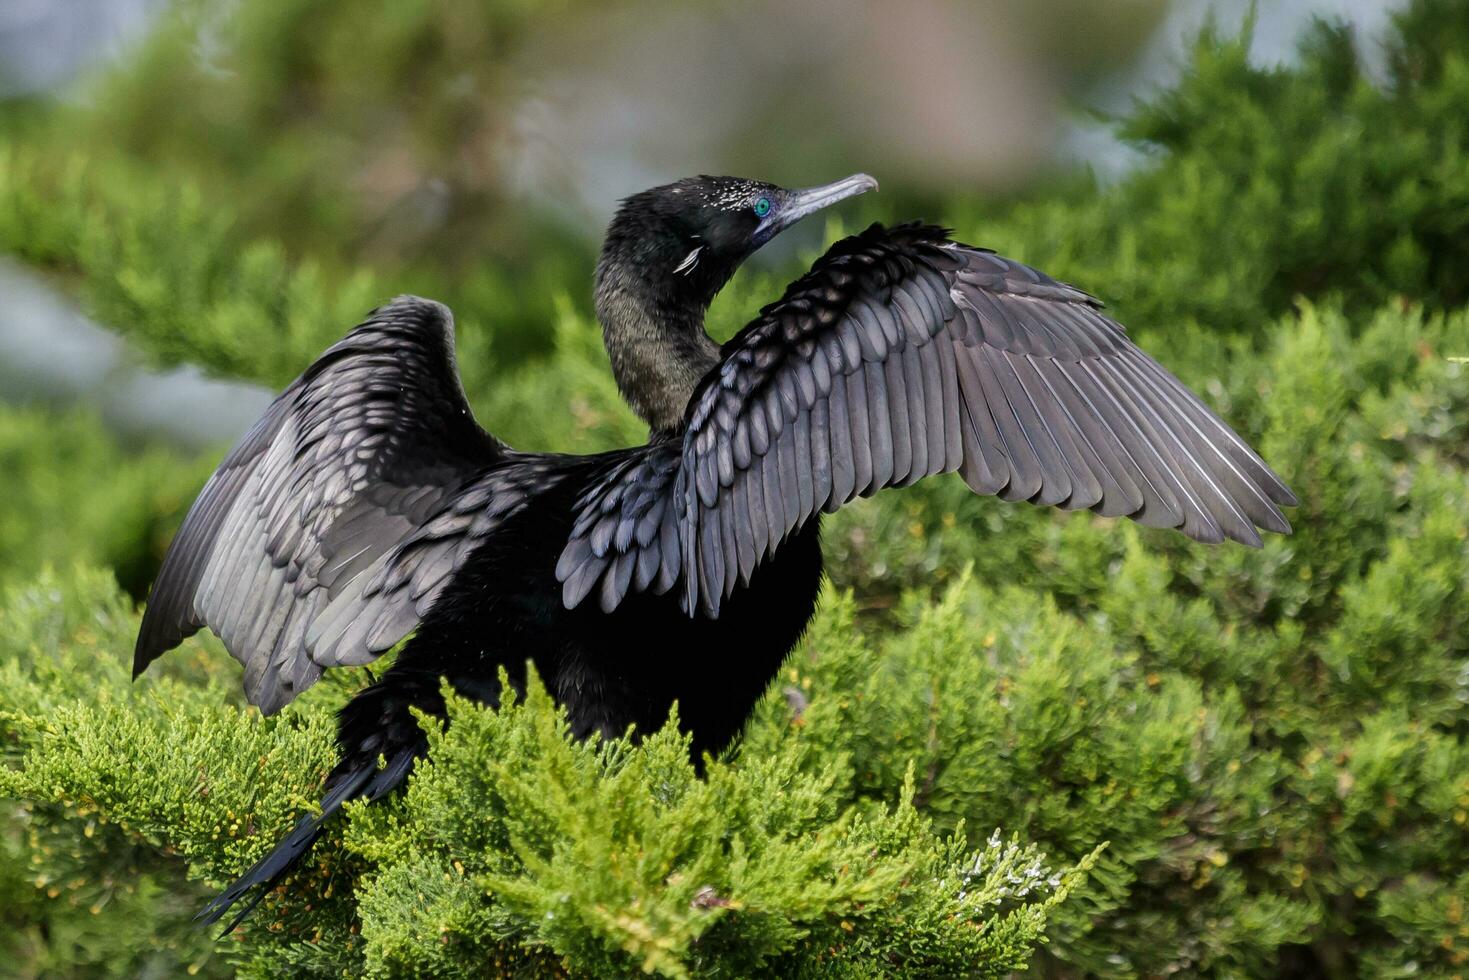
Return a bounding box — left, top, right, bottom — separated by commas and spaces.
765, 173, 879, 237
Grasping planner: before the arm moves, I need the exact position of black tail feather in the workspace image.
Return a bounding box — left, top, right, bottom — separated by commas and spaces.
197, 747, 416, 935
198, 665, 446, 933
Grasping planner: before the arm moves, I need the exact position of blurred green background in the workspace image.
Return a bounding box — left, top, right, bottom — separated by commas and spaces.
3, 0, 1468, 977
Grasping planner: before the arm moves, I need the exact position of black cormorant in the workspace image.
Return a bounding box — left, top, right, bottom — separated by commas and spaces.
132, 174, 1296, 928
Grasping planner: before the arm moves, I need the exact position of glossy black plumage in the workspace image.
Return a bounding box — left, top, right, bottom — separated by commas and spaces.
133, 174, 1295, 929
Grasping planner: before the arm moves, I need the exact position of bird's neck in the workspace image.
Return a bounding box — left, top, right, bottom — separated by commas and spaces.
595, 261, 721, 436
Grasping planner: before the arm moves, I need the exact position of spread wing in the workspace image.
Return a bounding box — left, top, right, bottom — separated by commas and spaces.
134, 296, 515, 713
558, 223, 1297, 616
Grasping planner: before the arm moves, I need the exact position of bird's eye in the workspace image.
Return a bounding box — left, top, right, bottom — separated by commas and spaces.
753, 197, 772, 218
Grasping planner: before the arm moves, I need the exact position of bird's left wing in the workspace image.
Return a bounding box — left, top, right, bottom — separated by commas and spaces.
557, 223, 1296, 617
134, 297, 529, 712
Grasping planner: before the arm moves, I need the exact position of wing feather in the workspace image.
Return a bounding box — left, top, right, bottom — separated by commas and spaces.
134, 297, 531, 713
556, 223, 1296, 616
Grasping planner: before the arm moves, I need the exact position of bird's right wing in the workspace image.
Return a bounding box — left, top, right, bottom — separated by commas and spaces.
134, 296, 515, 714
557, 223, 1296, 617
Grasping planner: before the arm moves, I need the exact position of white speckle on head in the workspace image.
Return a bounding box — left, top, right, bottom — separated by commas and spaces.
695, 179, 760, 211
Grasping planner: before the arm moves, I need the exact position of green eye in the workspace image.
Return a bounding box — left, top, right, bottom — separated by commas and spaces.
753, 197, 771, 218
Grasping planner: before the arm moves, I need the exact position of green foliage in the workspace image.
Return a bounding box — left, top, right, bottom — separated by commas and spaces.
343, 683, 1092, 979
50, 0, 591, 270
0, 143, 576, 390
0, 568, 1090, 978
9, 0, 1469, 408
3, 1, 1469, 976
0, 147, 383, 389
953, 0, 1469, 346
0, 568, 229, 977
748, 300, 1469, 976
0, 404, 213, 596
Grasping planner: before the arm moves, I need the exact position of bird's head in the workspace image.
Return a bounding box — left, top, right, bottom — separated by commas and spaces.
597, 173, 879, 309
